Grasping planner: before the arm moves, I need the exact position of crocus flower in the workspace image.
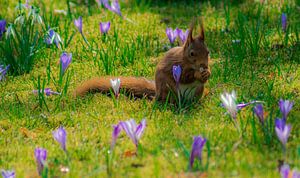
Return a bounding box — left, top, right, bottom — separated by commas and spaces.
0, 65, 10, 81
280, 164, 290, 178
190, 136, 207, 169
166, 28, 178, 44
275, 118, 291, 148
99, 22, 111, 34
111, 124, 122, 149
1, 170, 15, 178
107, 0, 122, 16
172, 65, 182, 87
279, 99, 294, 120
120, 118, 146, 147
280, 164, 300, 178
60, 52, 72, 74
45, 29, 61, 48
253, 104, 264, 124
220, 91, 237, 119
281, 13, 287, 32
34, 148, 47, 175
97, 0, 109, 7
176, 28, 189, 43
24, 0, 31, 9
74, 17, 83, 34
52, 126, 67, 151
110, 78, 121, 97
33, 88, 61, 96
0, 20, 6, 39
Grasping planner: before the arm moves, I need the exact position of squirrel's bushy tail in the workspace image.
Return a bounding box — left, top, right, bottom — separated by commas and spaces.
74, 77, 156, 99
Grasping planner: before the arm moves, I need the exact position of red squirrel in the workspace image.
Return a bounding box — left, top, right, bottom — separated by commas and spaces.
74, 22, 211, 102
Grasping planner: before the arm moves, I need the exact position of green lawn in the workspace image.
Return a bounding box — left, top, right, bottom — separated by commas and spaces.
0, 0, 299, 177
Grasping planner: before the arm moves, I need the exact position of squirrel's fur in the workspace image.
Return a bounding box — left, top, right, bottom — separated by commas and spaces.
74, 21, 211, 102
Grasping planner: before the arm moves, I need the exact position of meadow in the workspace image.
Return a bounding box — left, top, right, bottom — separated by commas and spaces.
0, 0, 299, 177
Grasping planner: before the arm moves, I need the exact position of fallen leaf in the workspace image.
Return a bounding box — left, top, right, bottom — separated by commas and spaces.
123, 150, 136, 158
20, 127, 36, 139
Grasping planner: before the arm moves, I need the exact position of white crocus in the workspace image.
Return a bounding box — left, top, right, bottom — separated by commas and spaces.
220, 90, 237, 119
110, 78, 121, 97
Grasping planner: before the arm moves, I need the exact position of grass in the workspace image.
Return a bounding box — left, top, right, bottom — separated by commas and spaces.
0, 0, 300, 177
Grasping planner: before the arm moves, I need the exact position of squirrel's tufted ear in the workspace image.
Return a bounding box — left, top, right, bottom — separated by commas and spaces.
184, 21, 195, 49
198, 22, 205, 41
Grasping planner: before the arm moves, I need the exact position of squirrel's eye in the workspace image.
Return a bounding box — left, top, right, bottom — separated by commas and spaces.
190, 51, 194, 57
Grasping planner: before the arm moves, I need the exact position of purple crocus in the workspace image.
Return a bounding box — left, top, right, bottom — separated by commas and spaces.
1, 170, 15, 178
74, 17, 83, 34
119, 118, 146, 147
190, 136, 207, 169
166, 28, 178, 44
45, 29, 61, 48
60, 52, 72, 74
111, 124, 122, 149
280, 164, 290, 178
0, 65, 10, 81
107, 0, 122, 16
280, 164, 300, 178
281, 13, 287, 32
0, 20, 6, 39
96, 0, 109, 7
52, 126, 67, 152
99, 22, 111, 34
176, 28, 189, 43
33, 88, 61, 96
275, 118, 291, 148
172, 65, 182, 87
279, 99, 294, 120
34, 148, 47, 175
253, 104, 264, 124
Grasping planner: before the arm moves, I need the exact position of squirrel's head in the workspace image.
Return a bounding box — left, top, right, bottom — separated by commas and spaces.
183, 22, 209, 69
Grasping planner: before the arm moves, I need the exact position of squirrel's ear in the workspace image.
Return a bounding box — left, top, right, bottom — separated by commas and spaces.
184, 22, 194, 49
198, 23, 205, 41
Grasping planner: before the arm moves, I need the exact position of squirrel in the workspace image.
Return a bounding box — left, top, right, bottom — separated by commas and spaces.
74, 22, 211, 102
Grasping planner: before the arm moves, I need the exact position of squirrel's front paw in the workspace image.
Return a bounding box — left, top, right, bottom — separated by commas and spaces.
194, 71, 202, 80
199, 70, 211, 83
